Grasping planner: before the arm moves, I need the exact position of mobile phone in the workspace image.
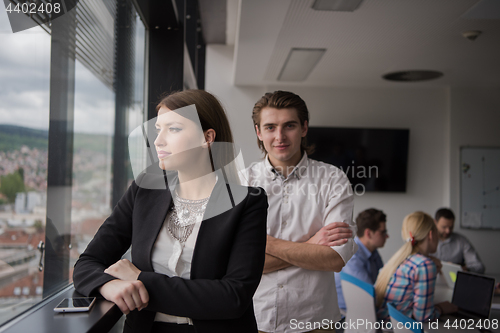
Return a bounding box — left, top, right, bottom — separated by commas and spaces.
54, 297, 96, 312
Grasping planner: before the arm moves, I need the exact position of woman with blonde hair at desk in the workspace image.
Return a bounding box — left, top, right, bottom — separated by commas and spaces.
73, 89, 268, 333
375, 211, 458, 322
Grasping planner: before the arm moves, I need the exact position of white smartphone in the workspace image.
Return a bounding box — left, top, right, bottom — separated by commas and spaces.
54, 297, 96, 312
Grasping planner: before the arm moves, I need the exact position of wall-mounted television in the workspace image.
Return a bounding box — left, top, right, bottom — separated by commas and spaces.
307, 127, 410, 192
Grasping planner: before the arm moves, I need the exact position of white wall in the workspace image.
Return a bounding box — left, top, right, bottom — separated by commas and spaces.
279, 86, 448, 264
206, 44, 500, 274
205, 45, 265, 165
449, 88, 500, 275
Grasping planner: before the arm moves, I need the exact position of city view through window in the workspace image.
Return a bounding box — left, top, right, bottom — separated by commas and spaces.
0, 2, 145, 325
0, 12, 51, 321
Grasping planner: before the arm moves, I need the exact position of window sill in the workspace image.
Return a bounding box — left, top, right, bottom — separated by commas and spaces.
0, 284, 122, 333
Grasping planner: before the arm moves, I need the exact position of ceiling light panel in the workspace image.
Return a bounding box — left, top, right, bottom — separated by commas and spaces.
312, 0, 364, 12
278, 48, 326, 81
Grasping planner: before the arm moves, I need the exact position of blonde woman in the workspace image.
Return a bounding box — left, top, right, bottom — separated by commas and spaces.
375, 211, 457, 322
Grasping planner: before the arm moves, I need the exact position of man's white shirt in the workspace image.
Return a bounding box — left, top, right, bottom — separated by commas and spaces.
241, 153, 357, 333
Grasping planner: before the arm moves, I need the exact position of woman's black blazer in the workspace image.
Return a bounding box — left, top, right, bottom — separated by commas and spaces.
73, 172, 268, 333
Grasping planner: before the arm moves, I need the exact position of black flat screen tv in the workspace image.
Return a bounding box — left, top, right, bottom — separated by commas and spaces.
307, 127, 409, 192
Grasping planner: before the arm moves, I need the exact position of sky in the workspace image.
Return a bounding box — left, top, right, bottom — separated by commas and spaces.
0, 4, 146, 135
0, 7, 51, 131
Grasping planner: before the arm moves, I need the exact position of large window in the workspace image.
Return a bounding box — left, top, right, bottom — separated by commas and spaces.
0, 0, 146, 325
70, 60, 116, 280
70, 2, 147, 283
0, 9, 51, 323
0, 0, 205, 327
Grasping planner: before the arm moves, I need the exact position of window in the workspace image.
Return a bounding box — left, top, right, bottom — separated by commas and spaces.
0, 10, 50, 323
0, 0, 205, 327
0, 0, 146, 325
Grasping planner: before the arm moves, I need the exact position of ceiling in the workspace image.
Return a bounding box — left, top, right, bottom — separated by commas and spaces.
201, 0, 500, 88
198, 0, 226, 44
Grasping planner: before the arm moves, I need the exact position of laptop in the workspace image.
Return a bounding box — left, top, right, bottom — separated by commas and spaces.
436, 261, 463, 288
450, 271, 496, 320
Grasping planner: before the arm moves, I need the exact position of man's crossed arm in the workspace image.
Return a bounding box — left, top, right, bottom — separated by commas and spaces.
263, 222, 353, 273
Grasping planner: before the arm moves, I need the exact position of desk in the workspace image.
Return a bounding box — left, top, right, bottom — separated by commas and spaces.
0, 285, 123, 333
434, 285, 454, 304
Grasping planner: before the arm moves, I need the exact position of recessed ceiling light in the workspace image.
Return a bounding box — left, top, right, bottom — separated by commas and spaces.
462, 30, 482, 42
312, 0, 364, 12
278, 48, 326, 82
382, 70, 443, 82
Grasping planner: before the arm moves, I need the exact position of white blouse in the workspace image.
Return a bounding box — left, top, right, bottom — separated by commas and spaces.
151, 201, 206, 324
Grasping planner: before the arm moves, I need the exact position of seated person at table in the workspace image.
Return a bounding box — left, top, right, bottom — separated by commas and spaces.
375, 211, 457, 322
335, 208, 388, 311
431, 208, 485, 273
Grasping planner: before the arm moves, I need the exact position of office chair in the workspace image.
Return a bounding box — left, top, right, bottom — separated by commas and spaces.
387, 303, 423, 333
340, 272, 378, 333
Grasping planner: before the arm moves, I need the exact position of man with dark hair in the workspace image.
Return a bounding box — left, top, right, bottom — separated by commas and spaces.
244, 91, 357, 333
334, 208, 388, 311
432, 208, 485, 273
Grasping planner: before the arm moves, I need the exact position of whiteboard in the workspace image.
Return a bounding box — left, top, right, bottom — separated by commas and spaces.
460, 147, 500, 229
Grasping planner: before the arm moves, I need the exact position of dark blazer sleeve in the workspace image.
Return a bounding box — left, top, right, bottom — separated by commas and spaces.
137, 187, 267, 320
73, 181, 138, 296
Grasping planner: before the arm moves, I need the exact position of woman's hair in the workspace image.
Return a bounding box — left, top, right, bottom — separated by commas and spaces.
251, 91, 314, 156
156, 89, 240, 184
374, 211, 436, 305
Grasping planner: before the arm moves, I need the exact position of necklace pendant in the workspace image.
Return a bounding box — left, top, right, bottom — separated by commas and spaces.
181, 208, 190, 219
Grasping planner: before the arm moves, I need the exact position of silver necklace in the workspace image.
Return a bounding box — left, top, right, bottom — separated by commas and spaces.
167, 190, 209, 243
